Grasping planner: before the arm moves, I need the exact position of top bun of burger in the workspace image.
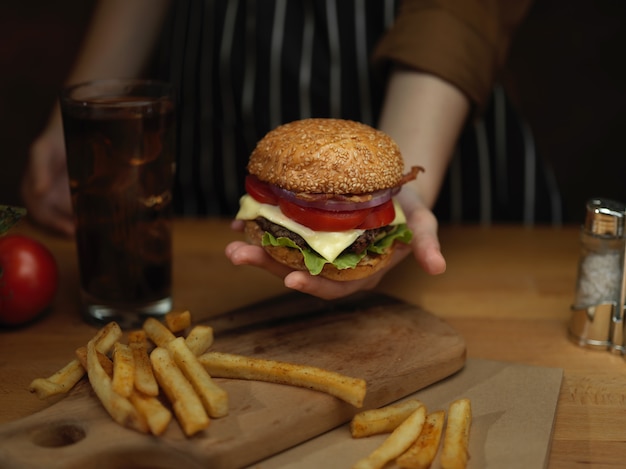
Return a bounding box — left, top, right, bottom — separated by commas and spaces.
247, 118, 405, 194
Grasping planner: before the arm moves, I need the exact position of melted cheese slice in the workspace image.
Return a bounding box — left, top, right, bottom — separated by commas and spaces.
236, 194, 406, 263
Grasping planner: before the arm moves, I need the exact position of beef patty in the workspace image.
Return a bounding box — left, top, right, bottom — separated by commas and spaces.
253, 217, 394, 256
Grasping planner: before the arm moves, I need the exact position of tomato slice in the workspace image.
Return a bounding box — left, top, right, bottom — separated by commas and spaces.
278, 199, 395, 231
278, 199, 366, 231
245, 174, 397, 231
245, 175, 278, 205
356, 199, 396, 229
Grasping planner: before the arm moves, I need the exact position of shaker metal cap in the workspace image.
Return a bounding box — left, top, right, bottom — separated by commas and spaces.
585, 198, 626, 237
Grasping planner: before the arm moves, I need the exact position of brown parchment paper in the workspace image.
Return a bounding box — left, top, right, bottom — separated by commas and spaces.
249, 358, 563, 469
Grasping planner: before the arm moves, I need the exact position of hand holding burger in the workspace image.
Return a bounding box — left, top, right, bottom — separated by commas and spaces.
226, 118, 441, 296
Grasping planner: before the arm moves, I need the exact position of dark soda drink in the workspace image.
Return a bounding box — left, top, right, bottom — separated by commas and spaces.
61, 81, 175, 326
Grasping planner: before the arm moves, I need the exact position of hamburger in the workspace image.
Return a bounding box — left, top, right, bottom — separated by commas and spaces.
236, 118, 422, 281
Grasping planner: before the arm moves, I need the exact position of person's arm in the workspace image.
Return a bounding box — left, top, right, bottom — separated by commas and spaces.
373, 0, 534, 113
378, 68, 470, 277
379, 68, 469, 209
65, 0, 170, 85
21, 0, 170, 236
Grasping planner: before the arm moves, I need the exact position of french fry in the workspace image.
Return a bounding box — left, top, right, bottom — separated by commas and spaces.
150, 346, 210, 436
165, 309, 192, 333
111, 342, 135, 398
29, 322, 122, 399
86, 339, 148, 433
144, 317, 213, 356
143, 317, 176, 347
128, 392, 173, 436
352, 405, 426, 469
75, 346, 113, 375
440, 398, 472, 469
128, 330, 159, 396
91, 321, 124, 353
28, 360, 85, 399
78, 343, 172, 435
184, 325, 214, 356
127, 329, 150, 349
351, 399, 425, 438
167, 337, 228, 418
198, 351, 366, 408
396, 410, 445, 469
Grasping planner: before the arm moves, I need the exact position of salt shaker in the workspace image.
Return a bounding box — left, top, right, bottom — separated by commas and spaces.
569, 198, 626, 350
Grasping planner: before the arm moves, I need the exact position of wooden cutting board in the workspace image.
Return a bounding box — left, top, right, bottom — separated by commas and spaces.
0, 292, 466, 469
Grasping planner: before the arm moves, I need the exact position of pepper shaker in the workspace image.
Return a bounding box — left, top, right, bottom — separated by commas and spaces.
569, 198, 626, 350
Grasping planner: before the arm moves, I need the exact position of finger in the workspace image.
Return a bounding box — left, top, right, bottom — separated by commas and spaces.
22, 182, 74, 237
21, 180, 74, 237
284, 270, 381, 300
30, 204, 75, 238
48, 211, 75, 237
413, 232, 446, 275
225, 241, 294, 278
22, 135, 74, 236
26, 137, 62, 194
407, 208, 446, 275
230, 219, 245, 232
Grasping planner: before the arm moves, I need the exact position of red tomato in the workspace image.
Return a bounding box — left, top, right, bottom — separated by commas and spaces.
245, 174, 396, 231
245, 175, 278, 205
0, 235, 58, 326
278, 199, 366, 231
356, 199, 396, 229
278, 199, 395, 231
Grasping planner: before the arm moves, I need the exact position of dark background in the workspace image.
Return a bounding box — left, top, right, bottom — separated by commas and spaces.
0, 1, 95, 207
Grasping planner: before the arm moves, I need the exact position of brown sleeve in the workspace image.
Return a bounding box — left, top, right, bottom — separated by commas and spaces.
373, 0, 534, 110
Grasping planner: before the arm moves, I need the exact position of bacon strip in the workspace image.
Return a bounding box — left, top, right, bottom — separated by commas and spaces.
397, 166, 424, 187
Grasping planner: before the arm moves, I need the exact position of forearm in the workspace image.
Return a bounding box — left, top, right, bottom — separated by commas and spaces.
44, 0, 170, 129
66, 0, 171, 85
378, 68, 470, 210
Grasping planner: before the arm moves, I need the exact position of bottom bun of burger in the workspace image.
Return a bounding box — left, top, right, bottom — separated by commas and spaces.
244, 221, 394, 281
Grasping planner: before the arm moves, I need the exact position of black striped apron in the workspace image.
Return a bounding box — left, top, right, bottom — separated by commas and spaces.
153, 0, 563, 225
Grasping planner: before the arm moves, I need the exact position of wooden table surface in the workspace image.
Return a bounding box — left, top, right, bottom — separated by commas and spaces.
2, 219, 626, 468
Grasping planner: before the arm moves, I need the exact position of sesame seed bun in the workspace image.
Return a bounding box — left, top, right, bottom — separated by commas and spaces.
247, 118, 405, 194
244, 221, 394, 281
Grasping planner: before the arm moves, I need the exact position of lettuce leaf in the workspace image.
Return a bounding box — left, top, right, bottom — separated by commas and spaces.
261, 224, 413, 276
